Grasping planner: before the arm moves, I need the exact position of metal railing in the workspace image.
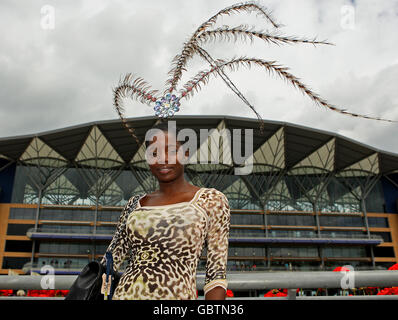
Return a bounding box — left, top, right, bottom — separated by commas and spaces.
23, 263, 391, 274
27, 227, 383, 240
23, 262, 390, 275
1, 270, 397, 300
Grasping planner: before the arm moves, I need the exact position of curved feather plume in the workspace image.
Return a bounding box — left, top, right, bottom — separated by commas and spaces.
113, 73, 160, 144
192, 1, 281, 41
114, 1, 396, 142
179, 57, 397, 124
165, 1, 281, 94
196, 25, 334, 47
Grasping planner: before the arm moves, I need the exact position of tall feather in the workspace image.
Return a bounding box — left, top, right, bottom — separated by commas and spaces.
165, 1, 281, 95
179, 57, 397, 123
114, 1, 396, 140
196, 25, 334, 47
113, 73, 160, 144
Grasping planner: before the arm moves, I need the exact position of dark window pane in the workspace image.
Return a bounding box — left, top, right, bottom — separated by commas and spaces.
9, 208, 36, 220
5, 240, 32, 252
7, 224, 34, 236
324, 246, 366, 258
320, 215, 364, 227
231, 214, 263, 225
2, 257, 30, 269
368, 217, 389, 228
373, 246, 395, 257
372, 232, 392, 242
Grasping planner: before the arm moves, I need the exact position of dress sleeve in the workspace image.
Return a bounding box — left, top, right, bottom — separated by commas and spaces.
203, 189, 231, 296
100, 195, 139, 272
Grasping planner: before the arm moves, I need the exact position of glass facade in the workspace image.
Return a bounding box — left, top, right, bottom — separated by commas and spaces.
319, 215, 364, 227
10, 166, 388, 214
0, 118, 396, 275
268, 214, 315, 226
269, 246, 319, 257
268, 230, 316, 238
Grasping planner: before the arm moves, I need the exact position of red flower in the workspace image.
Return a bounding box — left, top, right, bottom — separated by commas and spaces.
27, 290, 63, 297
0, 290, 13, 296
377, 287, 398, 295
263, 290, 274, 297
377, 288, 391, 295
388, 263, 398, 270
56, 290, 69, 297
333, 266, 351, 272
226, 289, 234, 297
27, 290, 38, 296
264, 289, 287, 297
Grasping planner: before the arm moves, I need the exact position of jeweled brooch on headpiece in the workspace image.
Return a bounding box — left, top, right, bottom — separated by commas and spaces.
154, 94, 181, 118
113, 1, 396, 143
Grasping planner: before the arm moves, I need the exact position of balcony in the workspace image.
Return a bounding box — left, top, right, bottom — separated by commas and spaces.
26, 227, 113, 241
229, 233, 383, 245
27, 227, 384, 245
22, 262, 89, 275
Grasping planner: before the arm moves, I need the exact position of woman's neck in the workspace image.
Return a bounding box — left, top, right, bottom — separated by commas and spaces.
157, 175, 190, 195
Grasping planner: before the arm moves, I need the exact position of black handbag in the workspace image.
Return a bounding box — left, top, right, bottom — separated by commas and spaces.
65, 256, 120, 300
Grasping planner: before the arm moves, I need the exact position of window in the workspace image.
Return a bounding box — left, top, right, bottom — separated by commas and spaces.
269, 246, 313, 257
321, 230, 367, 239
231, 213, 263, 225
373, 246, 395, 258
98, 211, 111, 221
320, 215, 364, 227
40, 209, 94, 221
368, 217, 389, 228
296, 247, 318, 257
37, 257, 91, 269
229, 228, 265, 237
269, 230, 316, 238
96, 226, 116, 235
5, 240, 32, 252
371, 232, 392, 242
268, 214, 314, 226
2, 257, 30, 269
228, 246, 265, 257
323, 246, 366, 258
7, 224, 34, 236
39, 241, 94, 255
9, 208, 36, 219
40, 225, 93, 234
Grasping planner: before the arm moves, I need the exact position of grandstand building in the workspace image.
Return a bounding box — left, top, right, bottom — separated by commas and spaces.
0, 115, 397, 278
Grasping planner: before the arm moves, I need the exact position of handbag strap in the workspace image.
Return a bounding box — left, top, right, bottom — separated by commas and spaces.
104, 251, 114, 300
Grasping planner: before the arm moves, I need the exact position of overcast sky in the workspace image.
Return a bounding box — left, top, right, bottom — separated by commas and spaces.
0, 0, 397, 154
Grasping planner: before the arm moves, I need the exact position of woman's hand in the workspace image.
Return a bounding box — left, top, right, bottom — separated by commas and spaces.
204, 287, 226, 300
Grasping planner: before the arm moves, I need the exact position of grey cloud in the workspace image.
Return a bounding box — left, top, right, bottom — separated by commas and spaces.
0, 0, 396, 156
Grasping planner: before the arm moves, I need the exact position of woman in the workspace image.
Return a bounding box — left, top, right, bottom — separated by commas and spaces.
101, 121, 230, 300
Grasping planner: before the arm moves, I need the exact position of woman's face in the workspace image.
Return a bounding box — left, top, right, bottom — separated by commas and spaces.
146, 130, 186, 183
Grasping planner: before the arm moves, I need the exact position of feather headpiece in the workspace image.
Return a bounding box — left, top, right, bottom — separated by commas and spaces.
113, 1, 396, 144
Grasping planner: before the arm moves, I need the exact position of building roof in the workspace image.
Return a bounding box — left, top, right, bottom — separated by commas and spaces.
0, 115, 397, 174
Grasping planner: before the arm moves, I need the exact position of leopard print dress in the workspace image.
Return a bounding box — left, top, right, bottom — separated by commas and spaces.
100, 187, 230, 300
